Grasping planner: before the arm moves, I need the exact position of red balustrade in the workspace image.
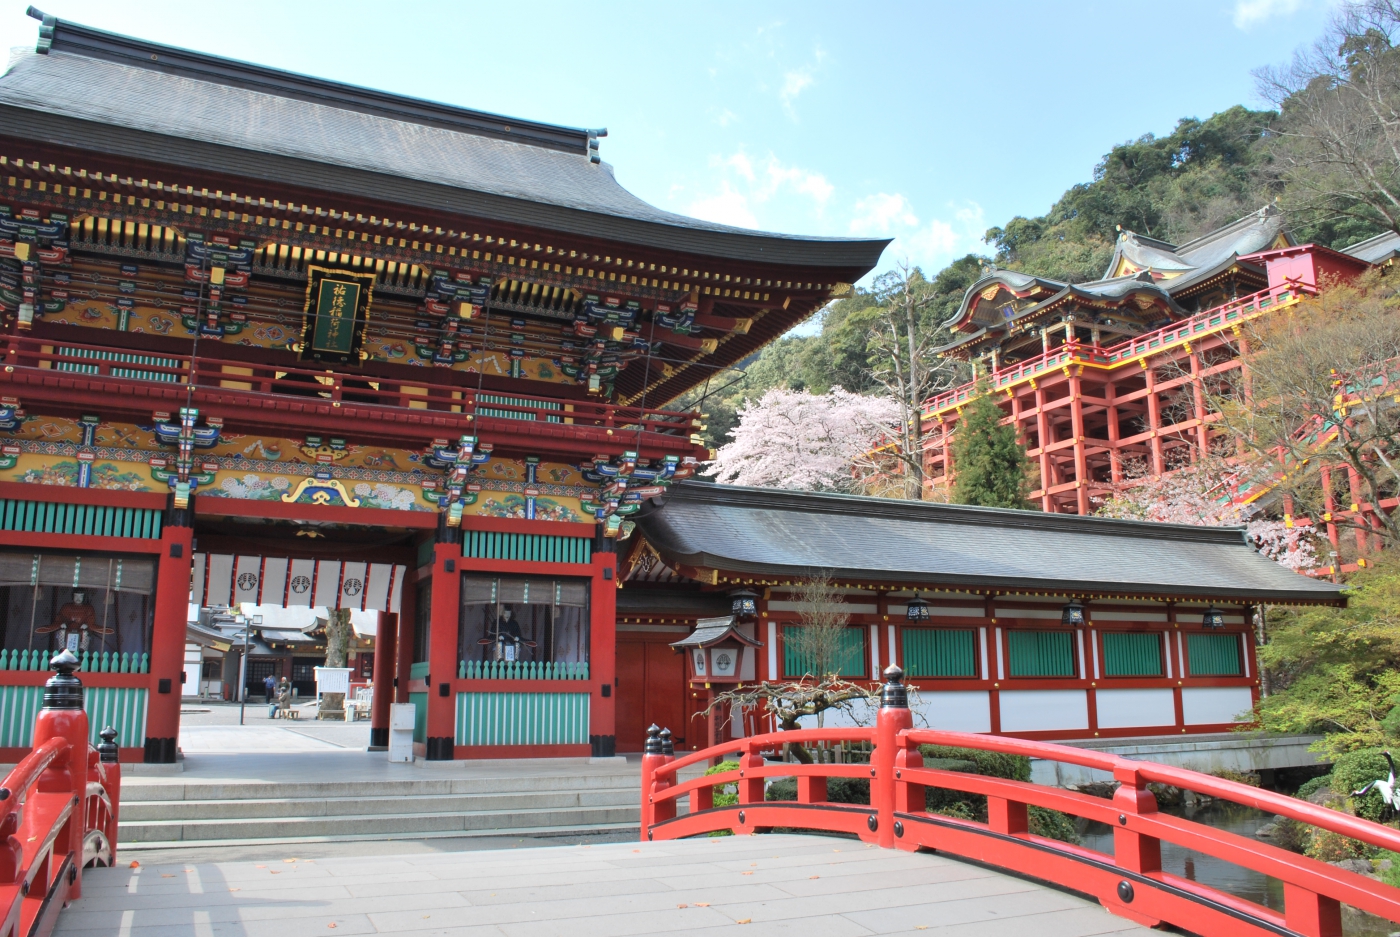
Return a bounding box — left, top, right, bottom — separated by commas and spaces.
642, 666, 1400, 937
923, 281, 1314, 417
0, 653, 122, 937
0, 334, 702, 440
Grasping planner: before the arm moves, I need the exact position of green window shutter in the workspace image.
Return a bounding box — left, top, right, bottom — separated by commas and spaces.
902, 628, 976, 677
1102, 632, 1163, 677
1187, 633, 1242, 676
1007, 630, 1076, 677
782, 625, 865, 678
460, 531, 590, 564
0, 499, 161, 539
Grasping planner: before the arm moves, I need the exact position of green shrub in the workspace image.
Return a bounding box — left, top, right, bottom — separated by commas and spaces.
1210, 768, 1260, 787
1295, 774, 1333, 801
1306, 827, 1373, 862
763, 776, 869, 804
918, 743, 1077, 844
702, 760, 740, 837
1331, 749, 1395, 822
1029, 806, 1079, 843
1378, 849, 1400, 887
919, 745, 1031, 782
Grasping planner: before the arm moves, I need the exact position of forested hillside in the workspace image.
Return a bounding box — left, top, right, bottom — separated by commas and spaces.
683, 29, 1400, 449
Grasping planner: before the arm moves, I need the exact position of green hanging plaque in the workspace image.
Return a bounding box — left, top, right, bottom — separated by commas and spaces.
299, 265, 375, 365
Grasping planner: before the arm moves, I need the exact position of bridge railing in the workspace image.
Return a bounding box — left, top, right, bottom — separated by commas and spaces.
642, 666, 1400, 937
0, 651, 122, 937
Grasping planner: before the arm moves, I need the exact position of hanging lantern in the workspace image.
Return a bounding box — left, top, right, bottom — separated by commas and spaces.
906, 594, 931, 622
729, 588, 759, 621
1202, 607, 1226, 629
1061, 600, 1086, 627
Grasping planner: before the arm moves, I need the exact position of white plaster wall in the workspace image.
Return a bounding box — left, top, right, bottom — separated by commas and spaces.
998, 690, 1089, 732
913, 691, 991, 733
1182, 687, 1253, 725
1094, 688, 1176, 729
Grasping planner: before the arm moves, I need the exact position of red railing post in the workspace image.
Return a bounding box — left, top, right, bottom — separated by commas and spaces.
641, 725, 672, 839
874, 665, 911, 849
1285, 882, 1343, 937
96, 726, 121, 865
735, 743, 764, 834
32, 650, 88, 900
1111, 765, 1161, 875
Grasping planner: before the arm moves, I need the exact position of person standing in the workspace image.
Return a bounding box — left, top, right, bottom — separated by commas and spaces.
263, 673, 276, 705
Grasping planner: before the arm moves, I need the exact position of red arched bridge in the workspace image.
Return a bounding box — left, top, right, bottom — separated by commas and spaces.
641, 666, 1400, 937
0, 651, 121, 937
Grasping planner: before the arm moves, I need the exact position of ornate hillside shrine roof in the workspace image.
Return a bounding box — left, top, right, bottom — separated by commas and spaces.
940, 205, 1290, 366
632, 481, 1345, 605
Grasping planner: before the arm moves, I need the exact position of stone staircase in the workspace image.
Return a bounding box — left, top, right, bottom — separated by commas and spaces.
118, 761, 641, 847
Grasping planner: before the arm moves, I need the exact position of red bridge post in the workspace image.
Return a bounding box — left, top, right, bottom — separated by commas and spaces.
32, 650, 89, 901
875, 665, 912, 849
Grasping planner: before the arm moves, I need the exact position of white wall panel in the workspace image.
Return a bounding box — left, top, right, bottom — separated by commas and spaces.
999, 690, 1089, 732
1095, 688, 1176, 729
913, 691, 991, 733
1182, 687, 1253, 725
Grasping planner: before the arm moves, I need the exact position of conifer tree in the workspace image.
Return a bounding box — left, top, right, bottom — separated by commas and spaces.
949, 389, 1031, 509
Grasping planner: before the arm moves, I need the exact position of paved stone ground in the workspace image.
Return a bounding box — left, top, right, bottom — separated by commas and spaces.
57, 834, 1150, 937
179, 700, 371, 752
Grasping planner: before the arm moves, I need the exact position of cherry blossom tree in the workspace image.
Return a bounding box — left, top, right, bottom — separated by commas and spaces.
704, 387, 902, 492
1095, 457, 1317, 570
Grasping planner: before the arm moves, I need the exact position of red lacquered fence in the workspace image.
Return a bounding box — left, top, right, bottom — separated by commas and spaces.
0, 651, 122, 937
641, 666, 1400, 937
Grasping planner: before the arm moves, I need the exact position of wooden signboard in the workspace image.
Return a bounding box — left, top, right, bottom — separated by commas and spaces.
299, 265, 375, 365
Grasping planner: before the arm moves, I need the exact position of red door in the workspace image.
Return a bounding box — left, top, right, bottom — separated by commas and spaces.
615, 637, 691, 752
616, 641, 647, 752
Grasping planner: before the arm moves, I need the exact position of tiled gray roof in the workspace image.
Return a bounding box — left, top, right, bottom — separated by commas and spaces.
1342, 230, 1400, 263
635, 482, 1345, 605
0, 22, 888, 268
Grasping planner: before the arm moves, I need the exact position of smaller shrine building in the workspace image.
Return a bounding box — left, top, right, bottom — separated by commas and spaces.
615, 482, 1342, 751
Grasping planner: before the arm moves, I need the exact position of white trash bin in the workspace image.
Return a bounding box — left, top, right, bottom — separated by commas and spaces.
388, 702, 416, 763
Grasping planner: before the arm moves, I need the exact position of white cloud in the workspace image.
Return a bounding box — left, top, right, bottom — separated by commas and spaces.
688, 151, 833, 226
713, 108, 739, 127
1233, 0, 1305, 29
780, 69, 813, 108
845, 197, 986, 281
688, 182, 759, 229
849, 193, 919, 236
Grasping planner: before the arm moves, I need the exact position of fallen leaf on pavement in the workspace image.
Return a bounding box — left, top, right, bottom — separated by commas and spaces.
695, 902, 710, 907
737, 919, 752, 925
677, 903, 688, 909
741, 872, 753, 876
809, 875, 819, 880
128, 861, 139, 869
229, 888, 240, 892
160, 874, 174, 878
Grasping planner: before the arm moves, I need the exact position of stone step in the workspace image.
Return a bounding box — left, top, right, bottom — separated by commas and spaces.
120, 771, 639, 803
120, 787, 638, 821
118, 803, 641, 843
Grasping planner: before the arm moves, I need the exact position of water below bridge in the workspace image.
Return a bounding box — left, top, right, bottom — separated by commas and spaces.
57, 833, 1150, 937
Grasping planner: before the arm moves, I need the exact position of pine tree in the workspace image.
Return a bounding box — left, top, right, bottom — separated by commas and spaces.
949, 389, 1031, 509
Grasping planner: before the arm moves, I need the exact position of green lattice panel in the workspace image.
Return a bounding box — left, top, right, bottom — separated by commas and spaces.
0, 499, 162, 539
1101, 632, 1163, 677
1007, 631, 1076, 678
902, 628, 977, 677
782, 625, 866, 678
1187, 633, 1242, 676
0, 685, 146, 748
462, 531, 590, 564
455, 692, 590, 746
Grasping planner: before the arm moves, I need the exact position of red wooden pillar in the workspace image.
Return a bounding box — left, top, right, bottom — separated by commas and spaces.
1069, 370, 1089, 514
589, 548, 618, 757
369, 612, 396, 751
425, 542, 460, 760
145, 520, 193, 763
1145, 361, 1165, 476
395, 577, 416, 705
1034, 386, 1052, 511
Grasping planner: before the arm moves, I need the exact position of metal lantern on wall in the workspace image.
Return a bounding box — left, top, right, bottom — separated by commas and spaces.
729, 588, 759, 621
672, 615, 764, 685
1061, 599, 1086, 627
906, 594, 931, 622
1202, 606, 1226, 629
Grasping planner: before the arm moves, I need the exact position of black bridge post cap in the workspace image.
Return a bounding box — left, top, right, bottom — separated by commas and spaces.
644, 724, 662, 755
43, 649, 83, 710
659, 727, 674, 757
880, 664, 908, 709
97, 726, 119, 763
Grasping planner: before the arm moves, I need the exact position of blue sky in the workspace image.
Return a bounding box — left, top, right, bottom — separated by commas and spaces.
0, 1, 1335, 288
